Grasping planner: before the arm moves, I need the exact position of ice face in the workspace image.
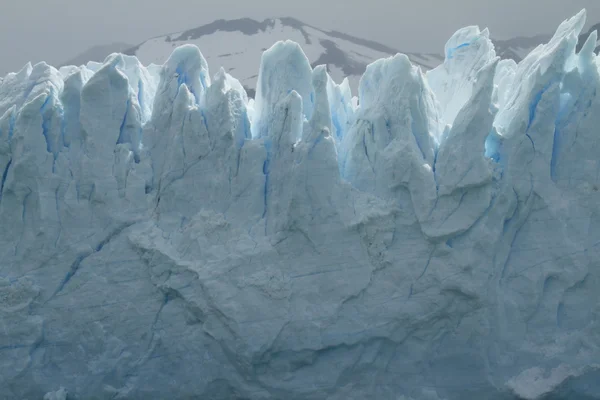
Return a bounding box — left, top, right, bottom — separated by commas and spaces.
426, 25, 497, 126
2, 9, 600, 400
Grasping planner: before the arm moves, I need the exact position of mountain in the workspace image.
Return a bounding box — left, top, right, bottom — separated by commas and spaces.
62, 42, 133, 67
60, 17, 600, 98
123, 17, 445, 95
2, 9, 600, 400
66, 18, 444, 96
492, 22, 600, 62
491, 33, 553, 60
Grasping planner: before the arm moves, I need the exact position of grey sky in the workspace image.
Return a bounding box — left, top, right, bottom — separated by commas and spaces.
1, 0, 599, 76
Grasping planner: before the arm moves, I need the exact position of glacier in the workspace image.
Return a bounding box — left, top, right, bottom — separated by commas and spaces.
1, 9, 600, 400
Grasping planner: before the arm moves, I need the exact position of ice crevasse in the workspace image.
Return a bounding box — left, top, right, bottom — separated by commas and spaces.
1, 9, 600, 400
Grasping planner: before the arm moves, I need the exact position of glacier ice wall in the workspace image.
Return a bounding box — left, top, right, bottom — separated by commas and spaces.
1, 9, 600, 400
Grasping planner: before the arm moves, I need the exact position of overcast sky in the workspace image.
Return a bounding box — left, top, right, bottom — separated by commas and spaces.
1, 0, 599, 75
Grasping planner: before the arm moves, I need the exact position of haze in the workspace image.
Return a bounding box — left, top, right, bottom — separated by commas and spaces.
0, 0, 599, 76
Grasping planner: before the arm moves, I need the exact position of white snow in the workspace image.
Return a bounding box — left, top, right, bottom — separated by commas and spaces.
1, 9, 600, 400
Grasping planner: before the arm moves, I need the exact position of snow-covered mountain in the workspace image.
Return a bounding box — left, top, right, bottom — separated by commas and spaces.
61, 17, 600, 97
63, 17, 443, 95
492, 22, 600, 62
3, 9, 600, 400
62, 15, 600, 100
492, 33, 553, 61
123, 18, 446, 95
62, 42, 133, 68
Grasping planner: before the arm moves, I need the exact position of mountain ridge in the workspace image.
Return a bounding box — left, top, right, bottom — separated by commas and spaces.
60, 16, 600, 97
62, 42, 134, 68
62, 17, 443, 95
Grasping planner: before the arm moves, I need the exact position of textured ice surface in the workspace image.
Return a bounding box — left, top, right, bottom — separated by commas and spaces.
2, 9, 600, 400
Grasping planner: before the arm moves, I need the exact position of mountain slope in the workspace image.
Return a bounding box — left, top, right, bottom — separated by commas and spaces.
62, 42, 133, 67
492, 22, 600, 62
122, 17, 443, 95
60, 17, 600, 98
492, 33, 552, 60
